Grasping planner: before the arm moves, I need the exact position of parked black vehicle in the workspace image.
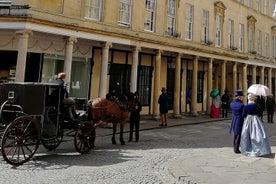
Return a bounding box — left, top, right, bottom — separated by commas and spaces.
0, 82, 95, 166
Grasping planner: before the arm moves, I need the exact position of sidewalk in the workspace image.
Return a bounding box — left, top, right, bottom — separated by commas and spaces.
96, 113, 276, 184
96, 112, 223, 137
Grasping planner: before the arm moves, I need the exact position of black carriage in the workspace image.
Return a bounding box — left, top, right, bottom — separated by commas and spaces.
0, 82, 95, 166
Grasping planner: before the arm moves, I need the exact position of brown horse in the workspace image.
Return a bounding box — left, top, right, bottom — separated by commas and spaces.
90, 95, 129, 145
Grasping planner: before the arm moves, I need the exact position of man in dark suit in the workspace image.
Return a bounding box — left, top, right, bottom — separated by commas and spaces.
229, 90, 244, 154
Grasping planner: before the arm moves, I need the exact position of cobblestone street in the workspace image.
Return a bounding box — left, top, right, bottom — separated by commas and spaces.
0, 118, 275, 184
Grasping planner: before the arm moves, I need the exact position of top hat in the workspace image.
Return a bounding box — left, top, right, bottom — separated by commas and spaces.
235, 90, 244, 97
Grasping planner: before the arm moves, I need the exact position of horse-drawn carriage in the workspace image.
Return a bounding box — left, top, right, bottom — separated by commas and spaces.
0, 82, 95, 166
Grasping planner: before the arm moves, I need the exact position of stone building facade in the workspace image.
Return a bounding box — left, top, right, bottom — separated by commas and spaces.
0, 0, 276, 117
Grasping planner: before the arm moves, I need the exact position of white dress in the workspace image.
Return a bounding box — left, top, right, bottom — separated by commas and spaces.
240, 103, 271, 157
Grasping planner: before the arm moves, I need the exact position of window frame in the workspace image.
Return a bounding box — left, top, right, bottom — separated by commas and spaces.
215, 15, 222, 47
228, 19, 234, 49
85, 0, 102, 21
185, 3, 194, 40
257, 29, 262, 55
239, 23, 244, 52
144, 0, 156, 32
201, 9, 209, 44
118, 0, 132, 27
166, 0, 176, 36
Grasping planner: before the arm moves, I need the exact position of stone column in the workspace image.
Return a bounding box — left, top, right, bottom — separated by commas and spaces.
221, 60, 226, 92
207, 58, 213, 113
130, 46, 140, 93
152, 50, 162, 118
173, 53, 181, 118
181, 61, 187, 112
252, 65, 257, 84
15, 30, 33, 82
268, 67, 272, 89
242, 64, 248, 103
261, 66, 265, 85
64, 37, 77, 90
233, 62, 237, 96
192, 56, 198, 116
99, 42, 112, 97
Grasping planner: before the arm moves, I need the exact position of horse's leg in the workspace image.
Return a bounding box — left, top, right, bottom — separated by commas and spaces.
112, 123, 117, 145
119, 121, 125, 145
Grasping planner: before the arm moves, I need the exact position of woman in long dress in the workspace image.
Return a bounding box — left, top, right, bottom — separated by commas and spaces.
240, 93, 271, 157
210, 94, 221, 118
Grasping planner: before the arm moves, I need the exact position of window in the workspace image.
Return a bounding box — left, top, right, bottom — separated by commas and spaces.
265, 33, 269, 57
248, 0, 253, 8
264, 0, 268, 15
273, 35, 276, 58
85, 0, 102, 20
41, 54, 91, 98
185, 4, 194, 40
118, 0, 132, 26
239, 23, 244, 52
228, 19, 234, 49
137, 65, 152, 106
215, 15, 222, 47
144, 0, 156, 32
239, 0, 244, 4
256, 0, 261, 11
201, 10, 209, 44
257, 30, 262, 55
248, 27, 254, 52
166, 0, 176, 36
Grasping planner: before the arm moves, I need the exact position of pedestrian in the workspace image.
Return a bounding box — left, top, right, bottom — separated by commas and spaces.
256, 96, 265, 120
221, 89, 230, 118
128, 92, 142, 142
210, 91, 221, 118
266, 95, 275, 123
158, 87, 169, 126
240, 93, 271, 157
229, 90, 244, 154
186, 88, 192, 112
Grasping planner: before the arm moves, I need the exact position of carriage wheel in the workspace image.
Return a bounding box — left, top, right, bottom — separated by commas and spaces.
74, 121, 95, 154
1, 116, 40, 166
42, 124, 63, 150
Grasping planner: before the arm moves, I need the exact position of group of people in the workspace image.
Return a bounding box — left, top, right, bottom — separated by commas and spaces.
209, 89, 231, 118
229, 89, 272, 157
54, 73, 273, 157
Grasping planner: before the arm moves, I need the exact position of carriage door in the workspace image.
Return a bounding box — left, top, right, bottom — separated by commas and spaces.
167, 57, 175, 110
109, 63, 131, 95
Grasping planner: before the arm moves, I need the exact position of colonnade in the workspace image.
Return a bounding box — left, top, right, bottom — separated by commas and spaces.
14, 32, 276, 117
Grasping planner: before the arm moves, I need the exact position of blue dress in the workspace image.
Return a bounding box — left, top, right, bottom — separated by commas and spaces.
229, 99, 244, 135
240, 103, 271, 157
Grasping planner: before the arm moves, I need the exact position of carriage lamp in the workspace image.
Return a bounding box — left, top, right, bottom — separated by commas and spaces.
8, 91, 15, 103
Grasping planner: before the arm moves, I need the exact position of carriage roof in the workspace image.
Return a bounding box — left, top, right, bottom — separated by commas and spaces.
0, 82, 62, 115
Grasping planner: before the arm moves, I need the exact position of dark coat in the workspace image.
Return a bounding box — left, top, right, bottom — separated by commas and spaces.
242, 103, 261, 118
229, 99, 244, 135
266, 97, 276, 111
158, 92, 169, 114
221, 93, 230, 109
129, 100, 142, 121
53, 78, 68, 98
